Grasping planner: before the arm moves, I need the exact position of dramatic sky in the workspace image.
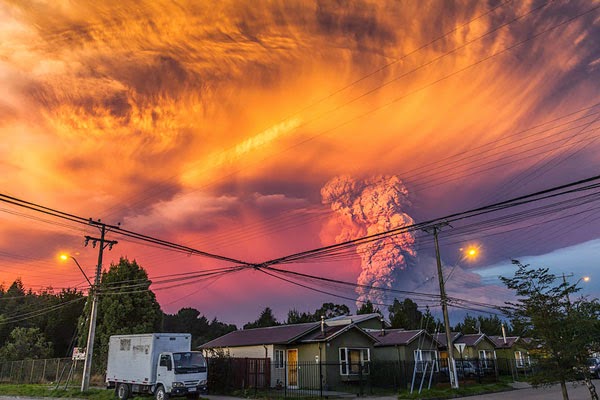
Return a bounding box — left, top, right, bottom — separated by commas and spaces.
1, 0, 599, 326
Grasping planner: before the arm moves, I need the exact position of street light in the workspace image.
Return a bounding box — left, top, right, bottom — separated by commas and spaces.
59, 254, 92, 287
561, 272, 591, 305
60, 253, 101, 392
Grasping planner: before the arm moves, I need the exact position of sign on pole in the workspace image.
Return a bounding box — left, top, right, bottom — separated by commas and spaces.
72, 347, 86, 361
454, 343, 466, 357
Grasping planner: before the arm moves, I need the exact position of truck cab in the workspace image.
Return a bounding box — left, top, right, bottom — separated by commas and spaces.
155, 352, 207, 398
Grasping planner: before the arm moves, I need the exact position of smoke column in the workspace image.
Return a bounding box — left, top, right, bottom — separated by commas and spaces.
321, 175, 416, 308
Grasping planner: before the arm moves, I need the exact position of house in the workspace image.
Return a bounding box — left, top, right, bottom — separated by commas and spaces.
433, 332, 497, 371
366, 329, 440, 365
489, 335, 532, 373
454, 334, 497, 364
200, 313, 383, 389
432, 332, 462, 362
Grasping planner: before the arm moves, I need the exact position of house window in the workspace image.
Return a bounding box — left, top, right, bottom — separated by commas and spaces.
275, 349, 284, 369
414, 349, 438, 372
515, 351, 530, 368
478, 350, 496, 368
339, 348, 370, 375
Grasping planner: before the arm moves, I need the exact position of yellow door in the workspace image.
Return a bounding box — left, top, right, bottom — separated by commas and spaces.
287, 349, 298, 387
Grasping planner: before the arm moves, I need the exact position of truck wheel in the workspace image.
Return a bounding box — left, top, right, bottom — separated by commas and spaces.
116, 383, 130, 400
155, 385, 169, 400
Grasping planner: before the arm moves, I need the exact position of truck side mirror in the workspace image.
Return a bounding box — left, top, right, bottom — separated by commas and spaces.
167, 361, 172, 371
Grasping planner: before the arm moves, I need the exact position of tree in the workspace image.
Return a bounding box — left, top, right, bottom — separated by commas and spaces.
286, 308, 315, 324
40, 288, 85, 357
313, 303, 350, 319
501, 260, 600, 400
357, 300, 380, 315
162, 308, 236, 347
0, 327, 53, 361
388, 298, 422, 329
243, 307, 279, 329
83, 257, 163, 372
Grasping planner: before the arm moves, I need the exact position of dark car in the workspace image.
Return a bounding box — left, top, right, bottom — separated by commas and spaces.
441, 360, 483, 378
588, 358, 600, 379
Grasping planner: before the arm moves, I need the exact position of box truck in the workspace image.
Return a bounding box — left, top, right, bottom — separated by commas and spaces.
106, 333, 207, 400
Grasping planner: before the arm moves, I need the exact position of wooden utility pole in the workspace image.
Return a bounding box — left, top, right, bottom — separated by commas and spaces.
81, 222, 117, 392
425, 223, 459, 389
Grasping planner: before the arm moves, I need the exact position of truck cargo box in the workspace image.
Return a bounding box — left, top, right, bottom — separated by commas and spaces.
106, 333, 192, 385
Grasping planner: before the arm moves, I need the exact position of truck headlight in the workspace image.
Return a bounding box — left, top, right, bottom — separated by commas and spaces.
172, 382, 185, 388
199, 380, 207, 386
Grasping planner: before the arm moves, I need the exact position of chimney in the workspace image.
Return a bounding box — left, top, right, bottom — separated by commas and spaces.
321, 315, 325, 336
501, 323, 507, 345
380, 316, 385, 336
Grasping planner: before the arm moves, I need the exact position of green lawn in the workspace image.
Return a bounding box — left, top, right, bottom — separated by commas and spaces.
398, 381, 513, 399
0, 384, 129, 400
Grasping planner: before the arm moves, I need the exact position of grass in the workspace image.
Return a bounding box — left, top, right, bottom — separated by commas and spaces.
397, 381, 513, 399
0, 383, 143, 400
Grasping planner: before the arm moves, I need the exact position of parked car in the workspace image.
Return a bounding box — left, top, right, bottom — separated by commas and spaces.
441, 360, 483, 378
588, 358, 600, 379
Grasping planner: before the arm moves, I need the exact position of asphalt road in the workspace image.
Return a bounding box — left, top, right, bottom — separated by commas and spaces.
1, 381, 599, 400
453, 380, 600, 400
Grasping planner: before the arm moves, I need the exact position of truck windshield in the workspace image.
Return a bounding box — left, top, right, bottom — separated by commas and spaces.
173, 352, 207, 374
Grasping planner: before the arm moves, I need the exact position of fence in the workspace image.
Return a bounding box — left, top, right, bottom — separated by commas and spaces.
0, 358, 84, 386
0, 356, 535, 396
207, 357, 534, 397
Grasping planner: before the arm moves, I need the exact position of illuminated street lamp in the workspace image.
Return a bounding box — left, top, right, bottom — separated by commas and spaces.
60, 253, 101, 392
561, 272, 591, 305
462, 245, 480, 261
59, 254, 92, 287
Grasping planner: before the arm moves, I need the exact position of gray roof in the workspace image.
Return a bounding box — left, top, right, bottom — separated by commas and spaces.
454, 333, 496, 348
199, 322, 319, 348
488, 335, 521, 349
325, 313, 388, 326
301, 324, 377, 344
366, 329, 438, 347
433, 332, 462, 348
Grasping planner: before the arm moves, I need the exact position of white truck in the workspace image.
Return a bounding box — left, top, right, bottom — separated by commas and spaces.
106, 333, 208, 400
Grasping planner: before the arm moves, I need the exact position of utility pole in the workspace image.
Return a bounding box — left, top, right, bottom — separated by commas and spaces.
424, 223, 459, 389
562, 272, 573, 305
81, 222, 117, 392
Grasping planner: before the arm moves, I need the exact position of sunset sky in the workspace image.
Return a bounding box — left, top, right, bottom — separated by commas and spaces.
1, 0, 599, 326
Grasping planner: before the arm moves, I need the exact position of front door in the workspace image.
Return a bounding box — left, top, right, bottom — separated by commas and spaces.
287, 349, 298, 388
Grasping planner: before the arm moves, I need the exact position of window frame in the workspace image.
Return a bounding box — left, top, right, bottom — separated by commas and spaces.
478, 350, 496, 368
274, 349, 285, 369
339, 347, 370, 376
414, 349, 439, 372
515, 351, 530, 368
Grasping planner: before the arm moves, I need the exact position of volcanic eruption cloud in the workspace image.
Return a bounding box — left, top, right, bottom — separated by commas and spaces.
321, 175, 416, 308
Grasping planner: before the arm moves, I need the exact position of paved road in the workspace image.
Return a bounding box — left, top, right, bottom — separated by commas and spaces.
1, 381, 598, 400
454, 380, 600, 399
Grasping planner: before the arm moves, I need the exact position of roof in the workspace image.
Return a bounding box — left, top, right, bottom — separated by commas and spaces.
454, 333, 498, 349
488, 335, 521, 349
433, 332, 462, 347
325, 313, 389, 327
455, 334, 486, 346
199, 322, 319, 348
301, 323, 377, 343
365, 329, 438, 347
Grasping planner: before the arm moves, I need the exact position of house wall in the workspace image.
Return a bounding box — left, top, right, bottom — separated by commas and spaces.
207, 344, 273, 359
324, 329, 375, 389
355, 319, 384, 330
463, 340, 495, 359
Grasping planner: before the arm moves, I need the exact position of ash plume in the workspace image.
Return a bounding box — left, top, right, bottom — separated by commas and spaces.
321, 175, 416, 308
